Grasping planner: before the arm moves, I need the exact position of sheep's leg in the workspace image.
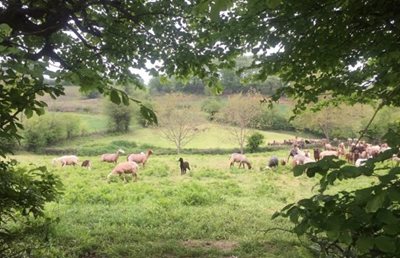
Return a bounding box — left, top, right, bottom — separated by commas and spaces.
132, 173, 137, 182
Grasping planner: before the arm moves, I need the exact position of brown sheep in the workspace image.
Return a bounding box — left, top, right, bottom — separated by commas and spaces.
107, 161, 139, 182
127, 149, 153, 167
81, 160, 92, 170
101, 149, 125, 164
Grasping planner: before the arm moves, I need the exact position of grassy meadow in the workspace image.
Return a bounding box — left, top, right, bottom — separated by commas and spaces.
14, 87, 325, 257
13, 152, 319, 258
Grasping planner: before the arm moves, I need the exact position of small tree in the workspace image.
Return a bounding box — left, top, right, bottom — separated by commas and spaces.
157, 94, 203, 154
246, 132, 264, 153
105, 100, 134, 133
218, 93, 261, 153
201, 97, 224, 121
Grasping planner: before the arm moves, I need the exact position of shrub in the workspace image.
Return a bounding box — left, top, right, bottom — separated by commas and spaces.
23, 114, 85, 151
246, 132, 265, 152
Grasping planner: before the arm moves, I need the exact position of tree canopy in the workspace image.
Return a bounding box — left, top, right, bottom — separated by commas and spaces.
211, 0, 400, 111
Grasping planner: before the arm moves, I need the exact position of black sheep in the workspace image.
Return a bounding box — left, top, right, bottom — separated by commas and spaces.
178, 157, 190, 175
268, 156, 279, 169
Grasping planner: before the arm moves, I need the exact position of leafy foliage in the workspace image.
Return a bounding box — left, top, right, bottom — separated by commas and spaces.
246, 132, 265, 153
23, 114, 86, 151
0, 160, 62, 257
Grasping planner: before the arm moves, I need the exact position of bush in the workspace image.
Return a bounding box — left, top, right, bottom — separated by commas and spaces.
246, 132, 265, 152
23, 114, 86, 151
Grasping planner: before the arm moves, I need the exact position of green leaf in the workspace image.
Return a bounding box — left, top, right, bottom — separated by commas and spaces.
267, 0, 282, 9
365, 192, 386, 213
24, 109, 33, 118
377, 210, 398, 225
121, 92, 130, 106
374, 236, 396, 253
110, 90, 121, 105
0, 23, 12, 38
356, 236, 373, 253
293, 165, 305, 176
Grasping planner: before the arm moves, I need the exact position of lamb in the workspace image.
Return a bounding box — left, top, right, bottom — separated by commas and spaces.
107, 161, 139, 182
127, 149, 153, 167
101, 149, 125, 163
178, 157, 190, 175
81, 160, 92, 170
52, 155, 79, 167
229, 153, 252, 169
319, 150, 339, 159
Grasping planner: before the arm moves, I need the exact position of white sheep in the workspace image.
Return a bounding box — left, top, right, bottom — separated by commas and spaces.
52, 155, 79, 167
229, 153, 251, 169
107, 161, 139, 182
319, 150, 339, 159
101, 149, 125, 163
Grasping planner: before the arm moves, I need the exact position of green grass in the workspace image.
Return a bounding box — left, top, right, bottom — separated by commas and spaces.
13, 152, 318, 258
57, 123, 301, 150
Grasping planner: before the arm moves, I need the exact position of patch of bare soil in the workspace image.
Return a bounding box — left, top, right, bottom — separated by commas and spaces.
182, 240, 238, 252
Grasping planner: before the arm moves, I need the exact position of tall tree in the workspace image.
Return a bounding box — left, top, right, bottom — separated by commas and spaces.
157, 94, 203, 153
218, 93, 261, 153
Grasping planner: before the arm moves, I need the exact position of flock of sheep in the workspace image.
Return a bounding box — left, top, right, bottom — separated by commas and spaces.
229, 140, 397, 170
51, 139, 398, 182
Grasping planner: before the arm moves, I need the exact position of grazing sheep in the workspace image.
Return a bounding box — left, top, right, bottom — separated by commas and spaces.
178, 157, 191, 175
107, 161, 139, 182
291, 154, 315, 167
81, 160, 91, 170
319, 150, 339, 159
52, 155, 79, 167
287, 145, 304, 163
229, 153, 252, 169
267, 156, 279, 170
101, 149, 125, 163
127, 149, 153, 167
313, 148, 321, 161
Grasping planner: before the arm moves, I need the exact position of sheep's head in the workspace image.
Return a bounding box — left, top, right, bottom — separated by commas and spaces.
147, 149, 153, 155
178, 157, 183, 162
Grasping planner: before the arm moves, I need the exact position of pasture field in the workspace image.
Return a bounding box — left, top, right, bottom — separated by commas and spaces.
57, 123, 303, 150
14, 152, 319, 258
